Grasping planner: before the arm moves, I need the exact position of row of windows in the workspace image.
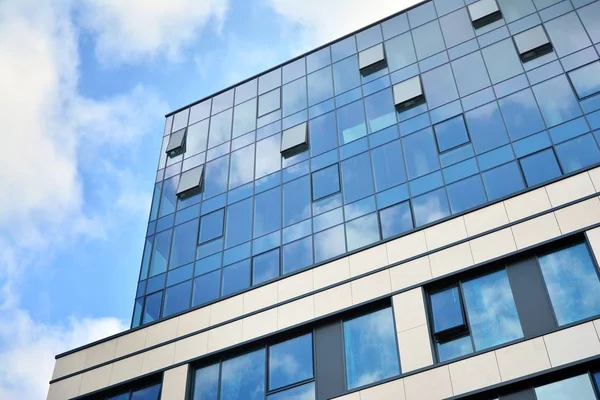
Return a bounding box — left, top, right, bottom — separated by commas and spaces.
497, 371, 600, 399
86, 382, 161, 400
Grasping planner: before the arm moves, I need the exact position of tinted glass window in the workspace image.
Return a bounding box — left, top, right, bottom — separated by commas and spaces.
314, 224, 346, 263
520, 149, 562, 186
568, 62, 600, 99
221, 349, 265, 400
259, 89, 281, 116
341, 152, 375, 204
380, 201, 413, 239
309, 111, 338, 156
200, 209, 224, 244
439, 8, 475, 48
208, 109, 233, 148
283, 58, 306, 84
357, 25, 383, 51
534, 75, 583, 128
232, 99, 257, 138
364, 89, 396, 133
307, 47, 331, 73
555, 133, 600, 173
193, 270, 220, 306
371, 140, 407, 191
187, 120, 209, 156
229, 145, 255, 190
434, 115, 470, 152
159, 177, 178, 217
308, 67, 334, 106
163, 280, 191, 317
283, 175, 311, 226
254, 187, 281, 238
259, 69, 281, 94
225, 198, 252, 248
312, 164, 340, 200
269, 334, 313, 390
337, 100, 367, 144
539, 243, 600, 326
482, 39, 524, 84
131, 384, 162, 400
409, 2, 437, 28
413, 20, 446, 60
204, 156, 229, 199
422, 64, 459, 109
431, 287, 464, 333
222, 259, 250, 296
193, 363, 219, 400
343, 308, 400, 389
346, 212, 380, 251
384, 32, 417, 72
169, 219, 198, 268
462, 270, 523, 351
333, 55, 360, 95
331, 36, 357, 62
143, 291, 162, 323
412, 187, 450, 227
150, 229, 171, 277
482, 161, 525, 200
283, 77, 307, 117
438, 336, 473, 362
466, 102, 510, 154
545, 12, 592, 57
235, 79, 257, 105
403, 128, 440, 179
447, 175, 488, 213
382, 13, 409, 40
578, 2, 600, 43
498, 0, 536, 22
498, 89, 545, 141
255, 134, 281, 179
267, 383, 315, 400
252, 248, 279, 285
283, 236, 312, 274
535, 374, 597, 400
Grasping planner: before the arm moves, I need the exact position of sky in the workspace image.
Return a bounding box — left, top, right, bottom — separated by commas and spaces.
0, 0, 420, 398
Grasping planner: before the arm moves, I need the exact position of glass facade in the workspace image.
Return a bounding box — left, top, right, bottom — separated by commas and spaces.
133, 0, 600, 327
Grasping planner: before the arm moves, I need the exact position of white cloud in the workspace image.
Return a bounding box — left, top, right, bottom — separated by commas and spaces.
79, 0, 229, 64
265, 0, 422, 51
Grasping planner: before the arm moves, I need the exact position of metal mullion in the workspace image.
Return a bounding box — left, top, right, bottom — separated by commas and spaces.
458, 279, 477, 354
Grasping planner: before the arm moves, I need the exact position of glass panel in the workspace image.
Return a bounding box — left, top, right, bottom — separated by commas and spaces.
308, 67, 334, 106
193, 363, 219, 400
535, 374, 597, 400
483, 39, 524, 85
283, 176, 311, 227
403, 128, 440, 179
283, 236, 312, 274
498, 89, 545, 141
434, 115, 470, 152
254, 187, 281, 238
259, 89, 281, 116
228, 144, 255, 190
192, 270, 220, 306
283, 77, 307, 117
437, 336, 473, 362
466, 102, 510, 154
131, 384, 161, 400
255, 134, 282, 179
309, 111, 338, 156
312, 164, 340, 200
252, 248, 279, 285
232, 99, 256, 138
267, 382, 315, 400
384, 32, 416, 72
346, 212, 380, 251
364, 88, 396, 133
190, 100, 211, 125
382, 13, 409, 40
187, 120, 210, 157
307, 47, 331, 73
412, 20, 446, 60
545, 12, 592, 57
314, 224, 346, 263
142, 291, 162, 323
409, 2, 437, 28
579, 2, 600, 43
337, 100, 367, 144
482, 161, 525, 200
269, 333, 313, 390
422, 64, 459, 109
163, 280, 191, 317
333, 55, 360, 95
555, 133, 600, 173
412, 187, 450, 227
208, 109, 233, 148
568, 61, 600, 99
447, 174, 487, 213
222, 259, 250, 296
452, 52, 491, 97
440, 8, 475, 48
260, 69, 281, 94
331, 36, 357, 62
221, 349, 266, 400
150, 229, 171, 277
371, 140, 407, 192
199, 209, 224, 244
462, 269, 523, 351
341, 152, 375, 204
538, 243, 600, 326
235, 79, 257, 105
380, 201, 413, 239
343, 308, 400, 389
520, 148, 562, 186
283, 58, 306, 84
159, 177, 178, 218
169, 219, 198, 269
533, 75, 582, 128
498, 0, 536, 22
204, 156, 229, 199
225, 198, 252, 248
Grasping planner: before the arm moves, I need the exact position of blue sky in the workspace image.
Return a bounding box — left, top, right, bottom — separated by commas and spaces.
0, 0, 418, 398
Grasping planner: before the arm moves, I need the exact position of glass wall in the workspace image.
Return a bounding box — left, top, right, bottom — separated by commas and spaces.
134, 0, 600, 327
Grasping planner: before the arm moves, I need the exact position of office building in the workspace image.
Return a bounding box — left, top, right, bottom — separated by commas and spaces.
48, 0, 600, 398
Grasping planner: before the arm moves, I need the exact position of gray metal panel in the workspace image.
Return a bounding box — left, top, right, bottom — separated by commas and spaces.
281, 122, 308, 155
166, 128, 186, 157
514, 26, 551, 56
176, 165, 204, 196
392, 76, 424, 109
315, 322, 345, 400
500, 389, 536, 400
506, 257, 557, 338
468, 0, 501, 22
359, 44, 386, 74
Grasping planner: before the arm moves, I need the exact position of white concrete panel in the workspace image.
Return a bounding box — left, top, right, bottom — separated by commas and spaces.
173, 332, 208, 364
424, 217, 468, 250
397, 325, 433, 373
504, 188, 552, 222
79, 364, 112, 395
141, 343, 175, 375
314, 283, 353, 318
51, 350, 87, 380
109, 354, 143, 385
359, 378, 405, 400
176, 307, 210, 337
428, 242, 474, 278
349, 244, 388, 277
313, 257, 351, 290
544, 322, 600, 367
209, 295, 244, 326
115, 329, 147, 358
46, 375, 81, 400
83, 339, 117, 370
351, 270, 392, 305
495, 337, 551, 382
555, 197, 600, 233
386, 231, 427, 265
464, 202, 509, 237
470, 228, 517, 264
587, 227, 600, 261
449, 352, 501, 396
511, 213, 561, 249
277, 270, 314, 302
546, 173, 595, 207
587, 167, 600, 193
207, 320, 243, 353
242, 309, 278, 341
161, 365, 188, 400
145, 318, 178, 348
389, 257, 432, 291
404, 366, 453, 400
392, 289, 427, 332
242, 283, 278, 314
277, 296, 315, 330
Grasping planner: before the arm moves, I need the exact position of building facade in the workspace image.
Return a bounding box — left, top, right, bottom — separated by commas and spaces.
48, 0, 600, 399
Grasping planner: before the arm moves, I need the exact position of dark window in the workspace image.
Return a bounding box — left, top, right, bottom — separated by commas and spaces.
393, 76, 425, 111
513, 26, 553, 62
192, 270, 220, 307
166, 128, 186, 158
281, 123, 309, 156
468, 0, 503, 29
162, 280, 191, 317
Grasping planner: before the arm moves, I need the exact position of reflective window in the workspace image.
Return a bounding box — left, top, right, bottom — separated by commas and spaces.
193, 270, 220, 307
578, 2, 600, 44
520, 148, 562, 186
308, 67, 334, 106
498, 89, 545, 141
343, 308, 400, 389
169, 219, 198, 269
259, 69, 281, 94
482, 161, 525, 200
211, 90, 233, 115
555, 133, 600, 173
208, 109, 233, 148
482, 39, 524, 85
193, 363, 219, 400
341, 152, 375, 204
314, 224, 346, 263
189, 100, 211, 125
380, 201, 413, 239
364, 88, 396, 133
568, 61, 600, 99
357, 25, 383, 51
229, 145, 255, 190
331, 36, 357, 62
409, 2, 437, 28
538, 243, 600, 326
447, 175, 487, 213
333, 55, 361, 95
371, 140, 407, 191
312, 164, 340, 200
283, 175, 311, 226
158, 177, 178, 217
497, 0, 536, 23
269, 334, 313, 390
346, 212, 380, 251
232, 99, 256, 138
384, 32, 416, 72
307, 47, 331, 73
221, 349, 265, 400
149, 229, 171, 277
254, 187, 281, 237
225, 198, 252, 248
267, 383, 315, 400
434, 115, 470, 152
283, 77, 307, 117
412, 20, 446, 60
163, 280, 191, 317
283, 58, 306, 84
259, 89, 281, 116
412, 187, 450, 226
533, 0, 561, 9
438, 336, 473, 363
222, 259, 250, 296
440, 8, 475, 48
252, 248, 279, 285
466, 102, 510, 154
403, 128, 440, 179
545, 12, 592, 57
199, 209, 224, 244
382, 13, 409, 40
463, 270, 523, 350
235, 79, 257, 105
309, 112, 338, 156
431, 287, 464, 333
186, 120, 209, 156
142, 291, 162, 324
337, 100, 367, 144
255, 134, 281, 179
434, 0, 464, 16
535, 374, 597, 400
422, 64, 459, 109
204, 156, 229, 199
283, 236, 312, 274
